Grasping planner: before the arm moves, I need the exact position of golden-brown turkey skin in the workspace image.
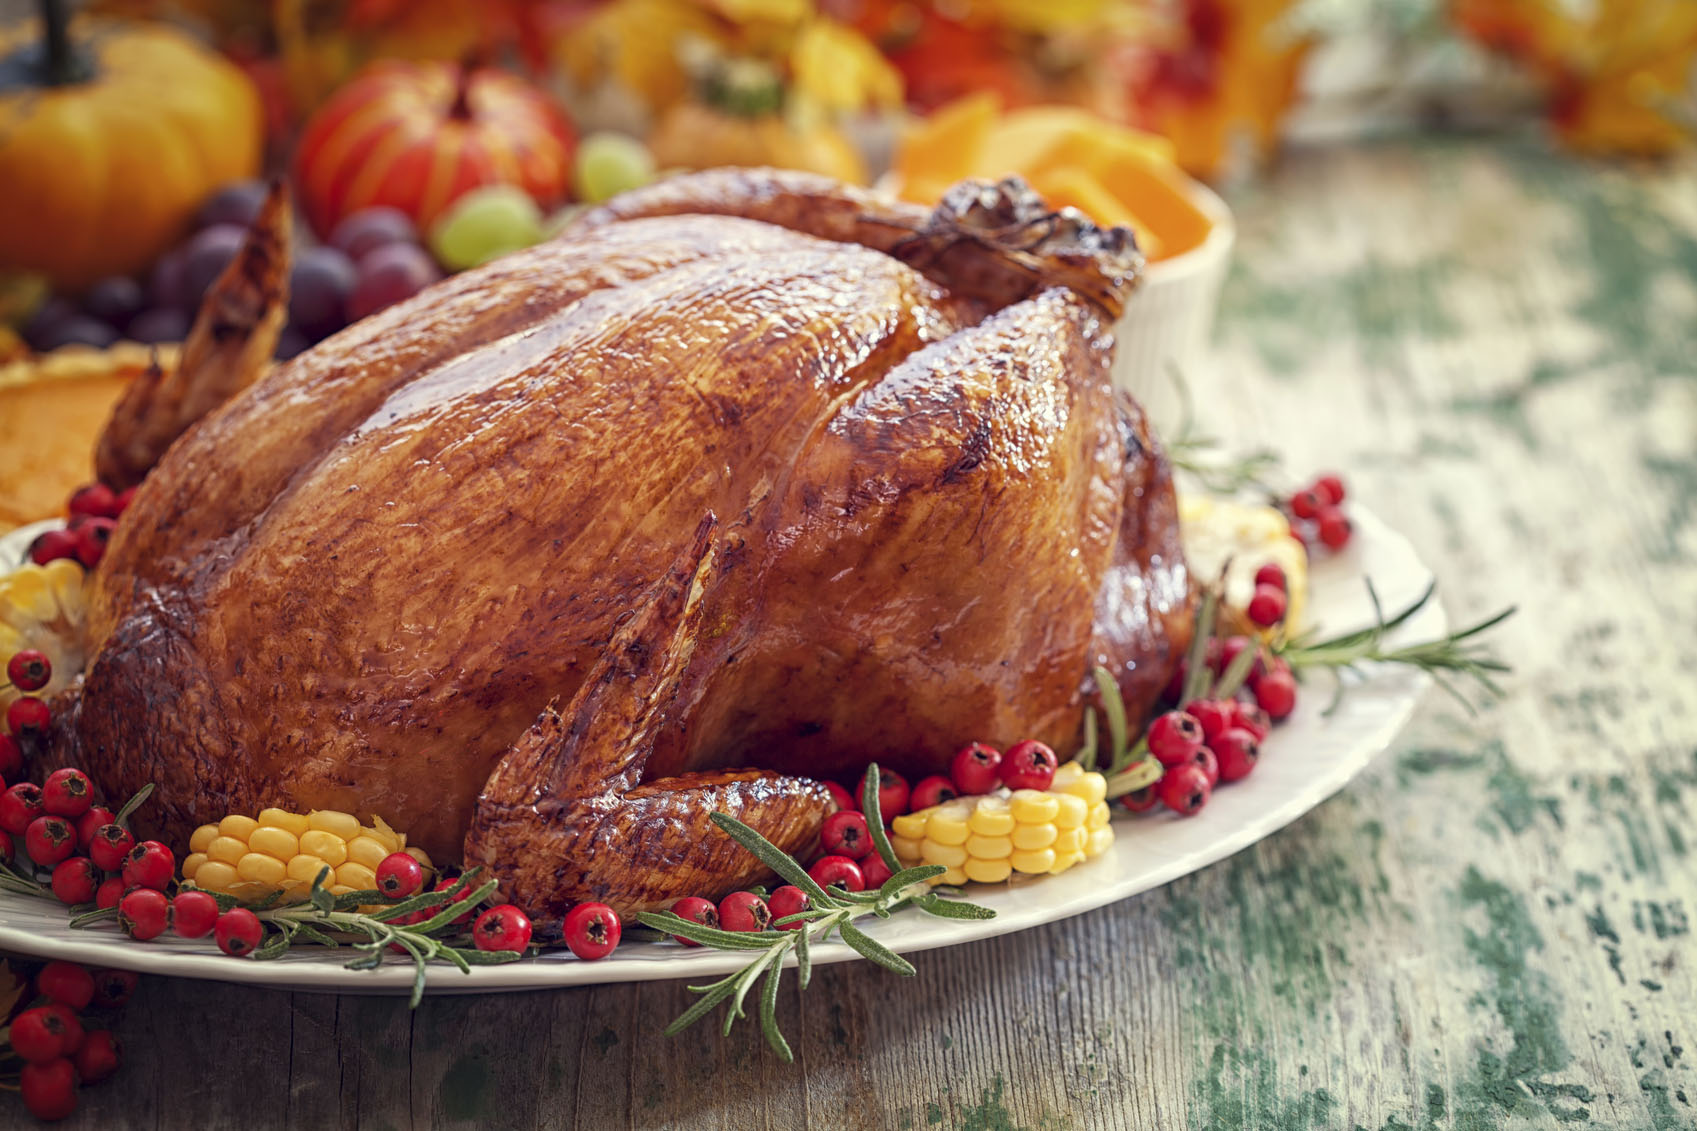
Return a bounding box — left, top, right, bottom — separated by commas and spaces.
70, 170, 1191, 912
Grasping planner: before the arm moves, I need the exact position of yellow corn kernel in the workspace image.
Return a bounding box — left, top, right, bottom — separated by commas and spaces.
1052, 793, 1088, 829
236, 852, 288, 885
345, 835, 390, 871
1054, 827, 1087, 856
258, 808, 311, 836
936, 866, 969, 886
1086, 827, 1114, 858
336, 862, 377, 891
1087, 801, 1112, 830
182, 852, 207, 880
1051, 761, 1083, 789
189, 824, 220, 853
307, 810, 361, 839
1010, 847, 1057, 874
963, 857, 1013, 884
966, 797, 1015, 837
286, 855, 334, 886
207, 835, 248, 866
920, 840, 968, 868
1009, 790, 1058, 824
1059, 772, 1107, 806
298, 829, 349, 866
924, 802, 972, 846
194, 860, 239, 893
890, 834, 922, 863
964, 833, 1012, 860
1011, 823, 1058, 851
405, 846, 433, 870
248, 826, 299, 861
1048, 851, 1083, 875
891, 811, 930, 840
218, 814, 260, 842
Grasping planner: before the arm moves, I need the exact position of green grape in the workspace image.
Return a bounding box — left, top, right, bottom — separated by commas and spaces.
573, 132, 656, 205
429, 185, 545, 272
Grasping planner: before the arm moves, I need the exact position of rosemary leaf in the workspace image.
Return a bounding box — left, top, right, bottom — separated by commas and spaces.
1093, 665, 1130, 767
859, 764, 903, 874
877, 865, 946, 901
665, 974, 741, 1037
1077, 708, 1098, 772
839, 922, 916, 976
795, 918, 813, 989
912, 892, 997, 921
111, 782, 155, 829
710, 813, 840, 908
758, 956, 793, 1062
1180, 587, 1220, 705
636, 911, 784, 951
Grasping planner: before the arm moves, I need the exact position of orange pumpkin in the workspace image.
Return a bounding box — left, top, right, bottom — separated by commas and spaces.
0, 5, 263, 292
293, 60, 576, 238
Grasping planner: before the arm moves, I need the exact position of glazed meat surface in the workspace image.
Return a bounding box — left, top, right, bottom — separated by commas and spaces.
67, 170, 1191, 921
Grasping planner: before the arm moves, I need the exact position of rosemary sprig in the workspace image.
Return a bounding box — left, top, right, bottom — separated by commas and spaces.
1162, 366, 1282, 495
638, 763, 995, 1061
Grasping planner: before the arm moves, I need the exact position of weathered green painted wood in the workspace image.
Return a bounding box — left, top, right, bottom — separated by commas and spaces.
37, 137, 1697, 1130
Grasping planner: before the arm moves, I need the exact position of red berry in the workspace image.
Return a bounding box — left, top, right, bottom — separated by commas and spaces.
375, 852, 424, 898
860, 853, 894, 889
51, 856, 99, 905
90, 969, 138, 1008
808, 855, 866, 892
39, 1003, 84, 1054
121, 840, 174, 890
87, 824, 135, 872
821, 809, 873, 860
1217, 635, 1252, 675
1316, 506, 1352, 550
767, 885, 811, 930
119, 888, 171, 940
95, 876, 124, 909
0, 734, 20, 783
1159, 764, 1212, 816
472, 904, 533, 952
1190, 746, 1220, 788
1289, 488, 1324, 520
215, 908, 263, 956
1147, 710, 1204, 767
1187, 700, 1235, 746
21, 1057, 77, 1122
1313, 474, 1346, 505
26, 814, 76, 866
74, 1029, 121, 1085
908, 774, 958, 810
823, 780, 855, 812
562, 902, 620, 960
1246, 584, 1287, 627
172, 890, 220, 939
430, 877, 477, 925
718, 890, 771, 932
7, 648, 51, 692
949, 742, 1002, 795
0, 781, 44, 835
74, 517, 117, 567
1230, 700, 1272, 743
69, 483, 119, 520
6, 695, 51, 740
41, 768, 94, 819
1255, 670, 1298, 721
876, 769, 910, 818
667, 895, 719, 945
999, 740, 1058, 791
1120, 783, 1161, 813
74, 806, 115, 848
11, 1006, 74, 1063
1215, 728, 1260, 783
36, 961, 95, 1011
28, 528, 79, 566
1253, 562, 1287, 591
114, 487, 138, 516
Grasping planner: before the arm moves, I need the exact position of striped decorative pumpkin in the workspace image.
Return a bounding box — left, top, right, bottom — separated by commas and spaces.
293, 60, 575, 238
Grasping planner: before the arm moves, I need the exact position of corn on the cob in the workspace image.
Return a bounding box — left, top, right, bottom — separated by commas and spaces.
1179, 494, 1308, 631
889, 762, 1113, 885
0, 558, 87, 717
182, 807, 432, 897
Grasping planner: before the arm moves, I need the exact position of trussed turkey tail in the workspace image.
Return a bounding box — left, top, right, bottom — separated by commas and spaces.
96, 180, 292, 489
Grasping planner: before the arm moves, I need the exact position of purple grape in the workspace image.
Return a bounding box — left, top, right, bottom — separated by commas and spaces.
127, 307, 191, 345
348, 243, 441, 322
150, 249, 188, 313
31, 315, 119, 351
275, 326, 310, 360
83, 276, 145, 329
181, 224, 248, 315
21, 297, 78, 351
195, 180, 268, 231
288, 245, 357, 341
330, 208, 419, 262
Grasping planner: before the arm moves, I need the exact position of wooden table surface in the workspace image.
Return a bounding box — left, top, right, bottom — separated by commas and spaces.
35, 136, 1697, 1130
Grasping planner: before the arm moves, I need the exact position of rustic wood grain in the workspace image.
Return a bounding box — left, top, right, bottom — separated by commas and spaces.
28, 136, 1697, 1130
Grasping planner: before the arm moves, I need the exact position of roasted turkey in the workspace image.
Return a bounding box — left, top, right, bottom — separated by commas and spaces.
60, 169, 1192, 924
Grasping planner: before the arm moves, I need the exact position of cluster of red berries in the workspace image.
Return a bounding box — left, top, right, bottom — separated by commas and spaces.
819, 739, 1060, 825
4, 649, 56, 755
6, 960, 136, 1122
1285, 473, 1352, 553
25, 483, 136, 570
393, 870, 540, 956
